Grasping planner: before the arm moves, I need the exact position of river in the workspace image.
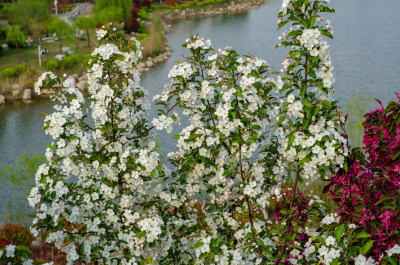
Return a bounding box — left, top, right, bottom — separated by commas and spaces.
1, 0, 400, 223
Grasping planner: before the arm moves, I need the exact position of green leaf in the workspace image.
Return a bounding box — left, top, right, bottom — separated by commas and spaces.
173, 134, 181, 139
288, 133, 295, 148
344, 161, 348, 173
298, 156, 311, 165
360, 240, 374, 255
393, 149, 400, 160
388, 257, 397, 265
277, 116, 286, 126
193, 241, 204, 249
188, 134, 202, 140
335, 224, 345, 243
302, 99, 310, 108
356, 232, 372, 239
288, 30, 303, 37
278, 20, 290, 30
309, 16, 316, 28
320, 29, 333, 39
46, 144, 55, 150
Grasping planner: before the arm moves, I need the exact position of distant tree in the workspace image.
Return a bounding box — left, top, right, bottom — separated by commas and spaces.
6, 25, 26, 63
7, 0, 51, 40
94, 0, 132, 29
49, 18, 74, 53
74, 15, 95, 48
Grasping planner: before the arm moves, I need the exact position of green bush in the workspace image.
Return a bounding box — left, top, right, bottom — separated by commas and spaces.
60, 56, 74, 69
70, 53, 82, 64
0, 45, 3, 54
45, 60, 59, 70
0, 224, 33, 246
138, 7, 149, 20
3, 67, 16, 78
82, 54, 94, 67
15, 64, 27, 74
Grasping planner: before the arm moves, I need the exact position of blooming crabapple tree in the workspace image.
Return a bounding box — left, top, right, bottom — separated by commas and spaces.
153, 35, 282, 264
151, 0, 348, 263
29, 24, 171, 264
269, 0, 351, 263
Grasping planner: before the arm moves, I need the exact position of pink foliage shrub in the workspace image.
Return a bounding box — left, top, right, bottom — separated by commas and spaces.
327, 93, 400, 261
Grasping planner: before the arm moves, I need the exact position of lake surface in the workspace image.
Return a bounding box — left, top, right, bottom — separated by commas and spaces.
1, 0, 400, 222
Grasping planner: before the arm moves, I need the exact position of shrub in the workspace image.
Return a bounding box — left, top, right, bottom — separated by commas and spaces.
3, 67, 16, 78
60, 56, 74, 69
45, 60, 59, 71
131, 17, 140, 32
15, 64, 27, 75
143, 0, 152, 8
70, 53, 82, 64
0, 224, 33, 246
137, 7, 149, 20
327, 94, 400, 261
0, 45, 3, 54
164, 0, 180, 6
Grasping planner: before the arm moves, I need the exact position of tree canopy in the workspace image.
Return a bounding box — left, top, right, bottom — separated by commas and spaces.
6, 0, 51, 38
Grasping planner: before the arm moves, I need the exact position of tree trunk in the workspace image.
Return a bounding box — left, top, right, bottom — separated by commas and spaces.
87, 29, 90, 48
59, 38, 62, 53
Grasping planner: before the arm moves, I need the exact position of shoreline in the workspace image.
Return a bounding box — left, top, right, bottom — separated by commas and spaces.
0, 0, 266, 105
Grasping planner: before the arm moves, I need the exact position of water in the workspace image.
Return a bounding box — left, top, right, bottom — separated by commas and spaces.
1, 0, 400, 221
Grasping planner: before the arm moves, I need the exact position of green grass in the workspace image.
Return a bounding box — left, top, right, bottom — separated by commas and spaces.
0, 30, 97, 94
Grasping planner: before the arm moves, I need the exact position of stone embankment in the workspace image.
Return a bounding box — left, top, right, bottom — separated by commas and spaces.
163, 0, 266, 21
0, 45, 173, 105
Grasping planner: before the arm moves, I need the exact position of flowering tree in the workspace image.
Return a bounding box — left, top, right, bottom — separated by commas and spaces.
151, 0, 349, 263
28, 0, 400, 264
29, 24, 171, 264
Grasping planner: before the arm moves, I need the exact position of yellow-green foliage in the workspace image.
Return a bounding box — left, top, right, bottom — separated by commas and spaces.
345, 90, 374, 147
3, 67, 17, 78
141, 11, 166, 58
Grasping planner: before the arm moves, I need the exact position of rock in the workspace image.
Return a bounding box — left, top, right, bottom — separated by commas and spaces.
12, 89, 20, 97
137, 62, 146, 69
55, 54, 66, 61
31, 240, 41, 248
12, 84, 21, 91
41, 88, 51, 95
76, 80, 87, 92
0, 94, 5, 105
145, 59, 153, 68
22, 89, 32, 100
78, 73, 88, 82
166, 51, 172, 57
61, 46, 70, 53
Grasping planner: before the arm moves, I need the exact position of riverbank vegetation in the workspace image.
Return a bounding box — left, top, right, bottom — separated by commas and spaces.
0, 0, 265, 97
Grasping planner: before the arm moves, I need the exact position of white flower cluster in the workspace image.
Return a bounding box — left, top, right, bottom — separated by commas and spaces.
34, 72, 56, 95
387, 245, 400, 257
354, 255, 378, 265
